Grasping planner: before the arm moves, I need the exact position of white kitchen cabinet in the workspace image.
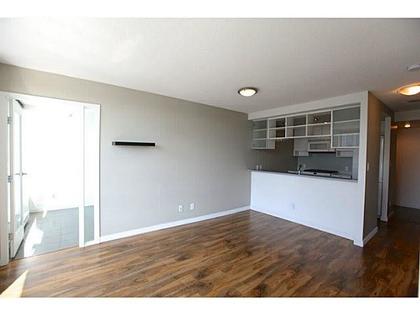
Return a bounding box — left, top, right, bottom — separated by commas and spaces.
251, 119, 275, 149
251, 104, 360, 149
308, 139, 334, 152
331, 106, 360, 148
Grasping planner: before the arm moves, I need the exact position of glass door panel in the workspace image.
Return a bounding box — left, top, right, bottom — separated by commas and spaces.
82, 106, 100, 245
9, 99, 25, 258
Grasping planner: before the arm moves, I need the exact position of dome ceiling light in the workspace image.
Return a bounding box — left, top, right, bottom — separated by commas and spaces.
398, 84, 420, 96
407, 64, 420, 72
238, 87, 258, 97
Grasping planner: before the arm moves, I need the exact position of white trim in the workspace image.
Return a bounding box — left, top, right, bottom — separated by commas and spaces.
84, 239, 100, 247
362, 226, 378, 246
357, 92, 369, 248
380, 116, 391, 222
0, 91, 100, 107
0, 90, 101, 256
78, 107, 85, 248
93, 107, 101, 243
353, 239, 364, 247
100, 206, 249, 243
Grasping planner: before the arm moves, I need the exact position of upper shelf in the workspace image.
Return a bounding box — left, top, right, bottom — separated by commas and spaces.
251, 105, 361, 149
112, 141, 156, 146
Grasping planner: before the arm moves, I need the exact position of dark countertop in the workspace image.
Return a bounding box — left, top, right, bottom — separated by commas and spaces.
249, 169, 358, 182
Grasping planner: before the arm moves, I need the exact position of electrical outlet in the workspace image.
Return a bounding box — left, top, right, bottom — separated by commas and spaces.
190, 203, 195, 211
178, 205, 183, 213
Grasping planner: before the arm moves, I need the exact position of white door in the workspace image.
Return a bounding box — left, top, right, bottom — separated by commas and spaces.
9, 99, 26, 258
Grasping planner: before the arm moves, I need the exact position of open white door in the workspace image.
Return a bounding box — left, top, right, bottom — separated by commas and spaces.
0, 92, 100, 264
8, 99, 26, 258
0, 96, 9, 266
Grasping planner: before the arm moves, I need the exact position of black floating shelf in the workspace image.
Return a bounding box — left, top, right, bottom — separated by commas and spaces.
112, 141, 156, 147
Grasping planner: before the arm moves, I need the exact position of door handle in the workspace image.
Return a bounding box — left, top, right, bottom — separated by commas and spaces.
14, 172, 28, 176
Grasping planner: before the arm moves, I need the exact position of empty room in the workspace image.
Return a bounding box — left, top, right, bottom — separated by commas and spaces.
0, 2, 419, 312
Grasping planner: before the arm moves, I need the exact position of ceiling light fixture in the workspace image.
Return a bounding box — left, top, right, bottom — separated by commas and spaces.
404, 122, 411, 128
407, 64, 420, 72
238, 87, 258, 97
398, 84, 420, 96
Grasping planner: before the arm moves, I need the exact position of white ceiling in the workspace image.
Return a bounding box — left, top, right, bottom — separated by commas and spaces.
0, 18, 419, 113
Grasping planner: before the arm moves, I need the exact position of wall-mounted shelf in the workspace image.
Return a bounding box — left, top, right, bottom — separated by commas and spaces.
112, 141, 156, 146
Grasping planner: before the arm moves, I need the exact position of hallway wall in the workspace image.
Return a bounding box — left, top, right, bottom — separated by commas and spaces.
395, 126, 420, 209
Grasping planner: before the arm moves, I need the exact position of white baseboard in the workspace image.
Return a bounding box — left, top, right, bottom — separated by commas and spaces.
100, 206, 250, 243
84, 239, 100, 247
353, 239, 363, 247
362, 226, 378, 246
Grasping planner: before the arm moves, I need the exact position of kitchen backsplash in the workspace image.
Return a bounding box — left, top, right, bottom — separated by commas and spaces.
297, 153, 353, 174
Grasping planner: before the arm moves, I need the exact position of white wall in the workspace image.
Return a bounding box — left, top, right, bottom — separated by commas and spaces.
251, 171, 361, 242
395, 127, 420, 209
0, 63, 251, 237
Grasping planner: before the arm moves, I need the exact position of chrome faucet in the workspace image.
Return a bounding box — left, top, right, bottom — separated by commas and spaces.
297, 164, 303, 175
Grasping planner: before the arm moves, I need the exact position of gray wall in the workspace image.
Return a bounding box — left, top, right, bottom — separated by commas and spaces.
395, 127, 420, 209
0, 63, 252, 236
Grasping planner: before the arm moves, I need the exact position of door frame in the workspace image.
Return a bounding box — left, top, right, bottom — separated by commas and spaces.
0, 95, 9, 266
8, 99, 26, 258
0, 91, 101, 266
380, 116, 391, 222
80, 104, 101, 247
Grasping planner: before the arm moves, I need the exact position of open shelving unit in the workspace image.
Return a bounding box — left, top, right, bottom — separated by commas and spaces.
251, 119, 274, 149
331, 106, 360, 148
251, 105, 360, 149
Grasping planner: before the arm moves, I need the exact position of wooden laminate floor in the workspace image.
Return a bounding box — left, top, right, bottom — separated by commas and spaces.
0, 208, 418, 297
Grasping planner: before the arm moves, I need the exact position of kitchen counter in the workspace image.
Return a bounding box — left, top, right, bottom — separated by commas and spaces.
250, 169, 364, 246
249, 169, 357, 182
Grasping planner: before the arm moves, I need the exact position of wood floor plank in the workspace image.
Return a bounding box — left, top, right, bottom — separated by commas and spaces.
0, 209, 418, 297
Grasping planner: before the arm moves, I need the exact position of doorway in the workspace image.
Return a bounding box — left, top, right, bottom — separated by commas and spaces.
0, 92, 100, 264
